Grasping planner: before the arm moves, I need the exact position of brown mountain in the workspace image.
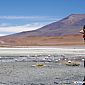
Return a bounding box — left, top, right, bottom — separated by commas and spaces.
7, 14, 85, 37
0, 14, 85, 46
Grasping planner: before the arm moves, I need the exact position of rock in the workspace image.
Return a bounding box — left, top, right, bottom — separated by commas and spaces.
54, 81, 58, 84
39, 83, 45, 85
31, 83, 39, 85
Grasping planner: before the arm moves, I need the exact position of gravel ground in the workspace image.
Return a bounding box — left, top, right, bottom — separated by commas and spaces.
0, 61, 84, 85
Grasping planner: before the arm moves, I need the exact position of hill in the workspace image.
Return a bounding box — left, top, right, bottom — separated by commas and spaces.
7, 14, 85, 37
0, 14, 85, 46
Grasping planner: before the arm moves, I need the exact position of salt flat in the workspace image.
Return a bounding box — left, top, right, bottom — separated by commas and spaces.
0, 46, 85, 56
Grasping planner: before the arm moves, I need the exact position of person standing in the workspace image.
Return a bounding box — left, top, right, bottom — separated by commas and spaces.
83, 25, 85, 43
80, 25, 85, 43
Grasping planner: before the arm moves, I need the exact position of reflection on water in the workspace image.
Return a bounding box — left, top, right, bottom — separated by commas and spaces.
0, 55, 84, 85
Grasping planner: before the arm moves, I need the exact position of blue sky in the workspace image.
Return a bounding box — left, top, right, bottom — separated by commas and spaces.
0, 0, 85, 36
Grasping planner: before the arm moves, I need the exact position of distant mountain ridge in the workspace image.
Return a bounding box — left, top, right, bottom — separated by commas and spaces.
5, 14, 85, 37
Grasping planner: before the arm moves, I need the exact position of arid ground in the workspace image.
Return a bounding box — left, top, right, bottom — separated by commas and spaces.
0, 34, 84, 47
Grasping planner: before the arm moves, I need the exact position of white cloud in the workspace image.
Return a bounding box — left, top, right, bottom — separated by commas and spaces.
0, 16, 60, 36
0, 23, 44, 36
0, 16, 57, 20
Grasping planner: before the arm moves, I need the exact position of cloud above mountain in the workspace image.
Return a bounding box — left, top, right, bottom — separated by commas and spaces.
0, 16, 60, 36
0, 23, 44, 36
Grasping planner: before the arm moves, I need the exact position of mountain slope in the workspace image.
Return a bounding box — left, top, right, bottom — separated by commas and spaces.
0, 14, 85, 46
8, 14, 85, 37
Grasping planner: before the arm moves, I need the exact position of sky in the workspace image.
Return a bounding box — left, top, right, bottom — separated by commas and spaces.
0, 0, 85, 36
